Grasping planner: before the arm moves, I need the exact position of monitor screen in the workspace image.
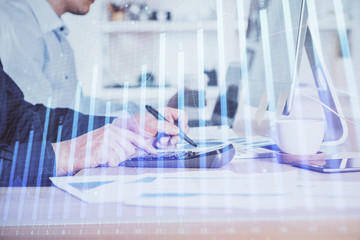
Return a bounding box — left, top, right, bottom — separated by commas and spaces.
245, 0, 305, 111
210, 0, 306, 126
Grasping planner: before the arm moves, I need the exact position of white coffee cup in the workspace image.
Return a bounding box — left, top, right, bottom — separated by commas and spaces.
273, 119, 325, 155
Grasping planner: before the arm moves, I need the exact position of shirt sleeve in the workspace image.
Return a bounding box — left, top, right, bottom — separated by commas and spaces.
0, 61, 56, 187
0, 61, 115, 187
0, 13, 53, 106
0, 108, 114, 187
31, 104, 115, 143
0, 141, 56, 187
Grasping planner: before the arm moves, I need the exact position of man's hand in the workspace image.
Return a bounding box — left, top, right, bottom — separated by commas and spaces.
52, 124, 157, 176
113, 107, 189, 148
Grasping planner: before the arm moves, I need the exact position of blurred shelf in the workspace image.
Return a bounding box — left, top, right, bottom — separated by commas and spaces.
96, 86, 220, 102
95, 85, 220, 119
99, 20, 219, 33
99, 19, 354, 33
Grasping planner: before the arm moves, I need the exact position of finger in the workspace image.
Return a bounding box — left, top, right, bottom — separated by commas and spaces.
159, 136, 170, 145
156, 141, 169, 149
107, 146, 127, 167
165, 108, 189, 131
158, 122, 179, 135
116, 136, 136, 157
156, 141, 167, 149
145, 137, 156, 148
100, 143, 117, 167
110, 124, 157, 154
96, 146, 108, 166
123, 129, 157, 154
170, 136, 181, 145
87, 128, 110, 167
156, 141, 176, 149
84, 145, 103, 168
108, 126, 138, 158
161, 108, 175, 124
105, 128, 132, 164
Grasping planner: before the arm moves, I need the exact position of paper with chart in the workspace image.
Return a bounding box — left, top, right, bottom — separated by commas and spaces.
51, 170, 360, 210
294, 180, 360, 209
50, 170, 298, 209
176, 126, 277, 159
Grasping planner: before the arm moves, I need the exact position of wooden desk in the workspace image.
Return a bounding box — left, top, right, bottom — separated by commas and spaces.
1, 158, 360, 239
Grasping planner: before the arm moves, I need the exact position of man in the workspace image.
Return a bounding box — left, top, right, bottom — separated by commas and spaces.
0, 0, 119, 112
0, 60, 189, 187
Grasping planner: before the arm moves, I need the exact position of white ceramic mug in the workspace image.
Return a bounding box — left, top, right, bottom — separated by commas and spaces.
273, 119, 325, 155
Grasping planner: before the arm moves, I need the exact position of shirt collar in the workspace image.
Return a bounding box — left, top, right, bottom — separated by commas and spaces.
25, 0, 68, 35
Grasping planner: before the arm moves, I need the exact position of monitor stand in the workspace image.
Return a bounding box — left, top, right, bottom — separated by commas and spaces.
282, 0, 348, 146
302, 27, 348, 146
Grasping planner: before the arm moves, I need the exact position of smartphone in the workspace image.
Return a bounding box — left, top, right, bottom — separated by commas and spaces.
292, 158, 360, 173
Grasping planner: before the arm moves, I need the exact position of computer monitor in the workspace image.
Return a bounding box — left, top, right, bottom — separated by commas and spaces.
211, 0, 348, 146
211, 0, 304, 126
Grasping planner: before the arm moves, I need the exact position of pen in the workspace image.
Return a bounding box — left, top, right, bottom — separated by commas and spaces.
145, 105, 197, 147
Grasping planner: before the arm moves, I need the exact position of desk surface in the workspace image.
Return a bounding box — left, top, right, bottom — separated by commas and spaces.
1, 158, 360, 239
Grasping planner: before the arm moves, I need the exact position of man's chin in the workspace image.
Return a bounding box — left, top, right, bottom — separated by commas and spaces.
77, 7, 91, 15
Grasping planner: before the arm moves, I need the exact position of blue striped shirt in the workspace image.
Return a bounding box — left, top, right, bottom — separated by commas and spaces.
0, 0, 77, 108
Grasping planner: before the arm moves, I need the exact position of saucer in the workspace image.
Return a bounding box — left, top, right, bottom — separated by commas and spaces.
276, 151, 326, 165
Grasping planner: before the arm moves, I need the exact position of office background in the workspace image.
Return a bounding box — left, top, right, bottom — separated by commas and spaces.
62, 0, 359, 113
2, 1, 360, 238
